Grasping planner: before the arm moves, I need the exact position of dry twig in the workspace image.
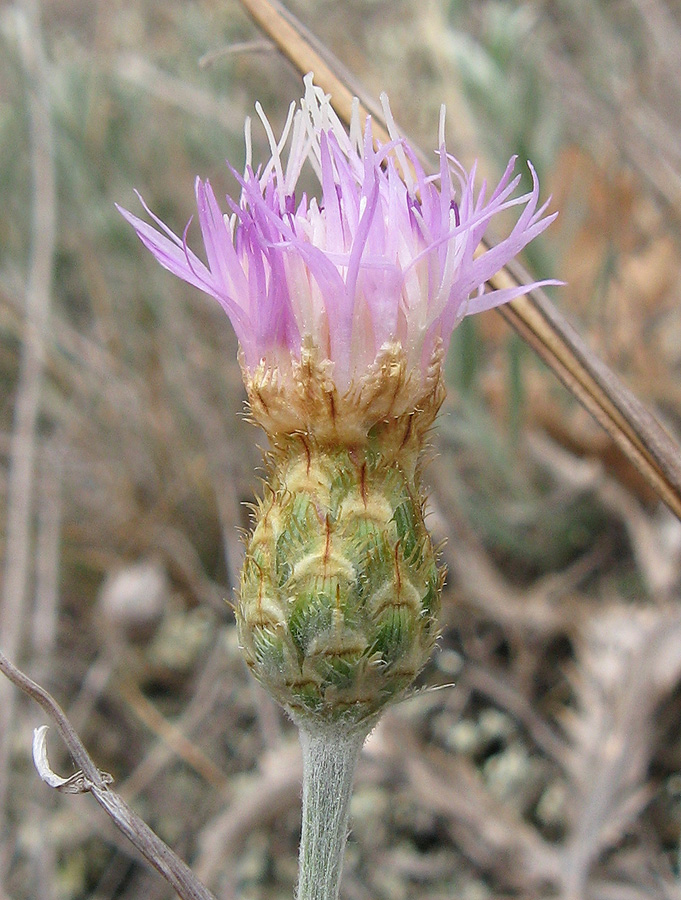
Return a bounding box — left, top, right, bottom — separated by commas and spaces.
0, 650, 217, 900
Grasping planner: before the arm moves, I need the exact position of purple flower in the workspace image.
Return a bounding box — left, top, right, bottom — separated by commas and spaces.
118, 75, 558, 410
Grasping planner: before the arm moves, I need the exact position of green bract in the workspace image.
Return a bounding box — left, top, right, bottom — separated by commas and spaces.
237, 437, 442, 726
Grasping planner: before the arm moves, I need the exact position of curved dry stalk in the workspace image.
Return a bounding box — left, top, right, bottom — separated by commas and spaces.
235, 0, 681, 521
0, 651, 217, 900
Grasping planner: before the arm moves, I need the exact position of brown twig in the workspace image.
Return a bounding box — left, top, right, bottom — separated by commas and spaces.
117, 675, 228, 790
0, 650, 218, 900
235, 0, 681, 522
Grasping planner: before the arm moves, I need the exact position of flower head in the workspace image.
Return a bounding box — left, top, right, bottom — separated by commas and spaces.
119, 74, 557, 443
119, 77, 561, 727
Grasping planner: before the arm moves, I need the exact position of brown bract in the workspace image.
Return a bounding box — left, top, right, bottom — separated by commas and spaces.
242, 337, 447, 454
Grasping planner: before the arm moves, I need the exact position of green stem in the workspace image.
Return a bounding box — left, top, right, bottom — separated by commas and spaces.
296, 723, 368, 900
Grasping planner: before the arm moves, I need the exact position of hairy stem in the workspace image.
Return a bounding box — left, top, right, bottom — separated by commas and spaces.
297, 723, 368, 900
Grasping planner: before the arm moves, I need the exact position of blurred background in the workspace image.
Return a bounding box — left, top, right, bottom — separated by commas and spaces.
2, 0, 681, 898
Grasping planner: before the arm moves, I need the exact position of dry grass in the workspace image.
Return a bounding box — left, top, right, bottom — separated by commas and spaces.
1, 0, 681, 898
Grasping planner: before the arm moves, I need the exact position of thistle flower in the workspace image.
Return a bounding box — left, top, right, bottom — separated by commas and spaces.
119, 75, 557, 727
120, 74, 559, 900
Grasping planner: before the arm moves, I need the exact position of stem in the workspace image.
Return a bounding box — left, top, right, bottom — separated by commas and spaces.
297, 723, 368, 900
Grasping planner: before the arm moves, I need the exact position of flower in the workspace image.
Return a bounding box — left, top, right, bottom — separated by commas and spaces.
118, 76, 561, 727
118, 74, 558, 442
